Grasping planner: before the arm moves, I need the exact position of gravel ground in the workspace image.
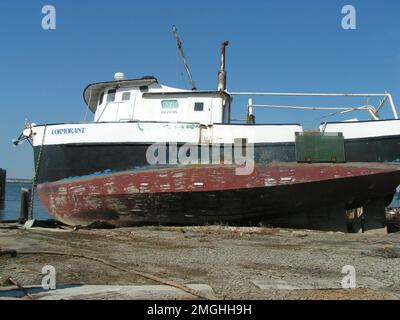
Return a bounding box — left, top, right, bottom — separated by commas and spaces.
0, 223, 399, 300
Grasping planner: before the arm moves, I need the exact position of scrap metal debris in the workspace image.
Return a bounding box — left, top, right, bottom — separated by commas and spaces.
373, 247, 400, 259
0, 248, 17, 257
7, 277, 34, 299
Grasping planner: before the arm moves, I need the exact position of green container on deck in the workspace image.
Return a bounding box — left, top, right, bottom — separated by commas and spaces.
295, 132, 346, 163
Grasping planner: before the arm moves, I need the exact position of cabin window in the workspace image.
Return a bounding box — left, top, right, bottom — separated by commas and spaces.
122, 92, 131, 101
161, 100, 179, 109
107, 89, 116, 102
194, 102, 204, 111
98, 92, 104, 105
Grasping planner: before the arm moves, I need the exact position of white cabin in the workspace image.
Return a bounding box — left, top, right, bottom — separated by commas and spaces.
84, 76, 231, 125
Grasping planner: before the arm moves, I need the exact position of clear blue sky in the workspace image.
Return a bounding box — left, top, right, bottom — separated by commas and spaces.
1, 0, 400, 178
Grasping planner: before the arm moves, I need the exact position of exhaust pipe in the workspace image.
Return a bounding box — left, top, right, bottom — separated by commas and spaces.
217, 41, 229, 92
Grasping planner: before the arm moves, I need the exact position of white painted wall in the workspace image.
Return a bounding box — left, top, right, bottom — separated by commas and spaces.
212, 124, 302, 143
321, 120, 400, 139
32, 119, 400, 147
94, 84, 224, 125
32, 122, 303, 146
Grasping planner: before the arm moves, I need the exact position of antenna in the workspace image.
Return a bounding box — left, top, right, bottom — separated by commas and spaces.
172, 25, 197, 91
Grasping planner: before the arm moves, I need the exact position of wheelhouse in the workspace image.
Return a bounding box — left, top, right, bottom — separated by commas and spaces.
84, 76, 231, 125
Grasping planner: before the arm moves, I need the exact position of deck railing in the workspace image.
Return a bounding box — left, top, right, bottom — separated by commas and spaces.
228, 92, 398, 123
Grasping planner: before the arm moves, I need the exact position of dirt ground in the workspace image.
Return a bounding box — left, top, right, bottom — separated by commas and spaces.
0, 223, 399, 300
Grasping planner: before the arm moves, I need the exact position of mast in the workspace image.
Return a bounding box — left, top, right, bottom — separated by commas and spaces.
172, 25, 197, 91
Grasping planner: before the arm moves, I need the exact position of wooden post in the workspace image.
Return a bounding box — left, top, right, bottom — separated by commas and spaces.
19, 188, 31, 224
363, 199, 387, 234
0, 169, 2, 201
346, 207, 363, 233
0, 169, 6, 202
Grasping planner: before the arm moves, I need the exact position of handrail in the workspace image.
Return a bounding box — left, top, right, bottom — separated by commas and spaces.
230, 92, 391, 97
250, 104, 379, 121
228, 91, 399, 121
96, 101, 124, 122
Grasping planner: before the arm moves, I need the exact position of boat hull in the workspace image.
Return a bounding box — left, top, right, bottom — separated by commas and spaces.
33, 135, 400, 184
37, 162, 400, 227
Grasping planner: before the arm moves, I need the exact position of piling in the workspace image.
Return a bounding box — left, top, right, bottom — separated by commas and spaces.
0, 169, 6, 202
19, 188, 31, 224
363, 199, 388, 234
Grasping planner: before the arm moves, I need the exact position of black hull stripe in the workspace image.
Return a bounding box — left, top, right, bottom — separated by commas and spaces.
34, 136, 400, 184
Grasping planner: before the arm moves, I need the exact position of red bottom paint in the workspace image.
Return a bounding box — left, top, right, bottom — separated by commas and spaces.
37, 162, 400, 227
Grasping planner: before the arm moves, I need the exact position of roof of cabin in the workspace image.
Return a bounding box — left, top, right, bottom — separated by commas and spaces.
83, 76, 158, 112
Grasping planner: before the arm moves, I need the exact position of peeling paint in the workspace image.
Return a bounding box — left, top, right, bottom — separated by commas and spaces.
280, 177, 292, 184
124, 185, 139, 193
36, 162, 400, 226
265, 178, 277, 186
193, 182, 204, 186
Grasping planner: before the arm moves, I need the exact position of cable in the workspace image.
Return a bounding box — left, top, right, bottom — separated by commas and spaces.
15, 250, 217, 300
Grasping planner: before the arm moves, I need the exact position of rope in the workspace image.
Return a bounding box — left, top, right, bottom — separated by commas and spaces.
16, 250, 217, 300
28, 125, 47, 220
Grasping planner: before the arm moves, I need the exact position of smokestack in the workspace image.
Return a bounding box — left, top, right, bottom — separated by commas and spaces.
217, 41, 229, 92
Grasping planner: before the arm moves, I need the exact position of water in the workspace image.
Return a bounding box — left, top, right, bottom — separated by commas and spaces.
0, 183, 51, 221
